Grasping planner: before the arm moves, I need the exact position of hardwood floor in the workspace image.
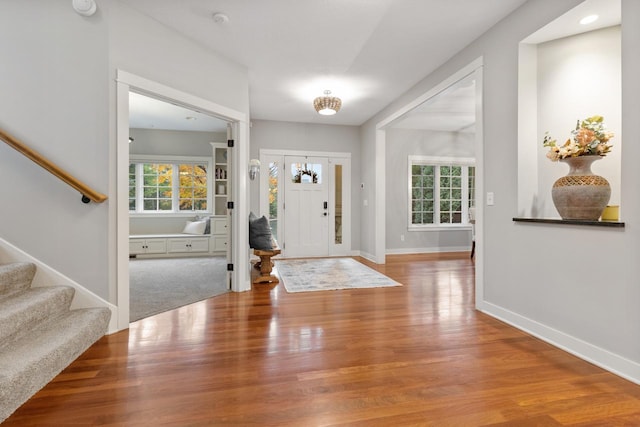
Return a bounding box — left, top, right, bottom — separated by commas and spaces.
5, 253, 640, 426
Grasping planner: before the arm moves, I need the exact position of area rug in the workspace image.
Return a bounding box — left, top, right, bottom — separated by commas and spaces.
129, 256, 229, 322
276, 258, 401, 293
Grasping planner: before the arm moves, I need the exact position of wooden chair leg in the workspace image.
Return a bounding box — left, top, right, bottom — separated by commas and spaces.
470, 240, 476, 259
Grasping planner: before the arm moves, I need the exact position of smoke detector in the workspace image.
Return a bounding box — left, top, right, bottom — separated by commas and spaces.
72, 0, 97, 16
212, 13, 229, 24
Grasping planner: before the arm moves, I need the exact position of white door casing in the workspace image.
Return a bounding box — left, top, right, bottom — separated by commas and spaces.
115, 70, 250, 331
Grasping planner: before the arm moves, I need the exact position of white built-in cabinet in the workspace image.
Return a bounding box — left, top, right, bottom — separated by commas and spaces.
129, 234, 213, 257
129, 238, 167, 255
210, 142, 229, 255
167, 237, 210, 254
211, 217, 228, 252
211, 142, 229, 216
129, 216, 227, 257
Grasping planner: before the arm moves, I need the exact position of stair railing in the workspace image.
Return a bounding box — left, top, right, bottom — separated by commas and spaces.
0, 128, 107, 204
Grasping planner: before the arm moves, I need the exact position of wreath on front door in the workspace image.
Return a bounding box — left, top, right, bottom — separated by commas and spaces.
293, 168, 318, 184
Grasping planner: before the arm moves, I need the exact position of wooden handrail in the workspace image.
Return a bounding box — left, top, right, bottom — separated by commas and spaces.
0, 128, 107, 204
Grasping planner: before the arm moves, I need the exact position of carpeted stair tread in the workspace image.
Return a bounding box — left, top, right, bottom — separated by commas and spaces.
0, 262, 36, 298
0, 286, 75, 347
0, 307, 111, 422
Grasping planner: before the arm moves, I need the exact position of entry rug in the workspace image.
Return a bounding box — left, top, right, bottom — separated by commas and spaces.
277, 257, 402, 293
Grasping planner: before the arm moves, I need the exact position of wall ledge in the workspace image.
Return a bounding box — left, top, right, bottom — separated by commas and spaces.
513, 217, 625, 228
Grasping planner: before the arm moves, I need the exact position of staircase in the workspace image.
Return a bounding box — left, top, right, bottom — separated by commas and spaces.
0, 262, 111, 422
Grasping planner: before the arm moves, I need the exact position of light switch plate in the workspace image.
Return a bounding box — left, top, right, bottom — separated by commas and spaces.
487, 192, 494, 206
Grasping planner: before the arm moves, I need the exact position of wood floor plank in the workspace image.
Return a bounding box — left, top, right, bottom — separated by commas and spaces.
4, 253, 640, 426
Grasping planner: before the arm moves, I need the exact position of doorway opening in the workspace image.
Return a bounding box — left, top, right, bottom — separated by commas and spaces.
115, 70, 249, 330
374, 58, 484, 306
126, 92, 232, 321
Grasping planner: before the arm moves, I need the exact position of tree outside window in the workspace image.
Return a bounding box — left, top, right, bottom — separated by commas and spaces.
130, 158, 211, 214
268, 162, 278, 236
178, 164, 208, 211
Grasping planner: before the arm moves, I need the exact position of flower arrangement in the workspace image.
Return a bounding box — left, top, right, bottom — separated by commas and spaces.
543, 115, 614, 161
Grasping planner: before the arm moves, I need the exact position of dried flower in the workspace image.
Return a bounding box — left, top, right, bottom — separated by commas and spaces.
543, 115, 614, 161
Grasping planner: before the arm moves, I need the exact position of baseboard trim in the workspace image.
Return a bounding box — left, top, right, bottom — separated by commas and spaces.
0, 237, 118, 334
358, 251, 377, 263
386, 246, 471, 255
478, 300, 640, 385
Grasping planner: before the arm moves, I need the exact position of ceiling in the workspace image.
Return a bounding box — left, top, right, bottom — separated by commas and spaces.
129, 92, 229, 132
121, 0, 528, 128
125, 0, 620, 133
389, 74, 476, 132
523, 0, 620, 44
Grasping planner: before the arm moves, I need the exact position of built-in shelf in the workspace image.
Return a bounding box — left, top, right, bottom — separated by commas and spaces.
513, 217, 625, 228
211, 142, 229, 216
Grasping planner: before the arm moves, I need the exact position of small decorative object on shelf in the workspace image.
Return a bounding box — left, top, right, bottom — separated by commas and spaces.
543, 115, 614, 221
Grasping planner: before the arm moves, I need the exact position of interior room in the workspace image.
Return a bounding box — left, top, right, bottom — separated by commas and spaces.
127, 92, 231, 321
1, 0, 639, 424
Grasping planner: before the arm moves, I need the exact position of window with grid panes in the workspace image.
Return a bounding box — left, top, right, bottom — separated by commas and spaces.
409, 156, 475, 228
130, 156, 211, 214
468, 166, 476, 210
142, 163, 173, 211
129, 163, 137, 211
178, 164, 208, 211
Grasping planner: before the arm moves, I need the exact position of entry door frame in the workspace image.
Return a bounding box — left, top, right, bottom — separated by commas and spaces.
259, 149, 351, 258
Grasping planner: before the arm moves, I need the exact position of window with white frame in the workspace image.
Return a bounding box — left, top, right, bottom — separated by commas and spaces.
409, 156, 475, 228
129, 156, 212, 214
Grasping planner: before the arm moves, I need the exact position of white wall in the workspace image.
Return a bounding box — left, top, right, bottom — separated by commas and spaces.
536, 26, 622, 218
361, 0, 640, 383
385, 129, 475, 252
249, 119, 361, 251
0, 1, 110, 298
0, 1, 250, 303
129, 129, 226, 157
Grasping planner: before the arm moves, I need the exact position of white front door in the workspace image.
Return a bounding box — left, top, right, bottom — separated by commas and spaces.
284, 156, 329, 257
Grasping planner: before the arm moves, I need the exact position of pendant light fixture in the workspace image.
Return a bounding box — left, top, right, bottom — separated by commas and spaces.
313, 90, 342, 115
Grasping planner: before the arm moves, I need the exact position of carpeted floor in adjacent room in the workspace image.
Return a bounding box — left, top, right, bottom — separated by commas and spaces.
129, 256, 228, 322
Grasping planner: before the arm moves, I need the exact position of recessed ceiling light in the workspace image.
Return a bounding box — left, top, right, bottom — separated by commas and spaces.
185, 116, 197, 121
580, 14, 599, 25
